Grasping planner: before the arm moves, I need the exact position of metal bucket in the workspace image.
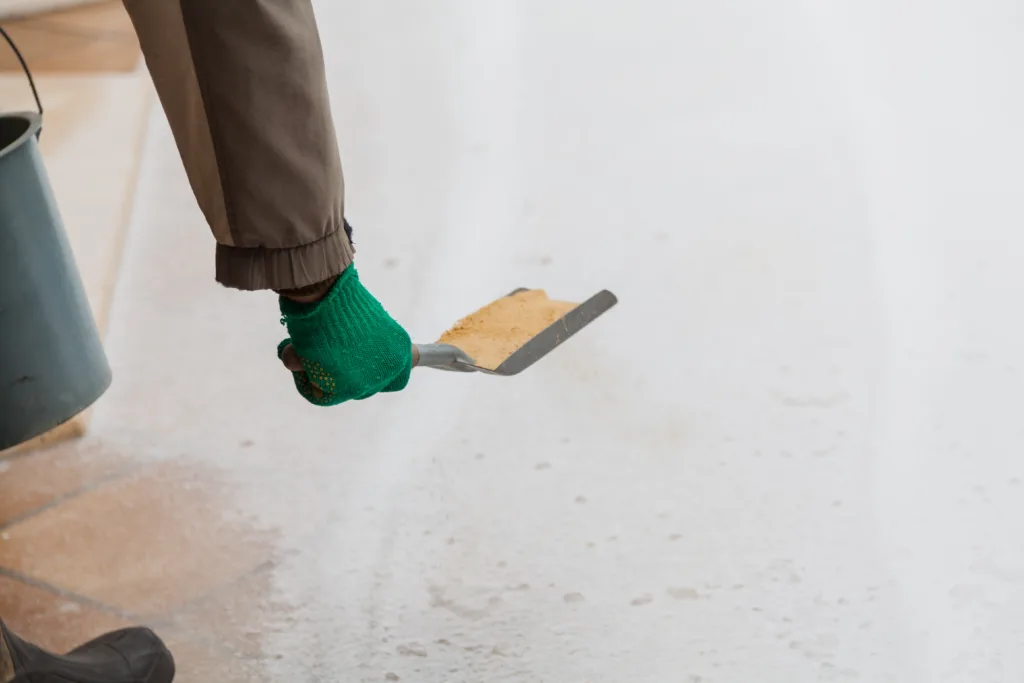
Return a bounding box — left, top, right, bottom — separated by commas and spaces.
0, 109, 112, 451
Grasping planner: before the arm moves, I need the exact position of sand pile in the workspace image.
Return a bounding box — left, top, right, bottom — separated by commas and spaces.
437, 289, 577, 369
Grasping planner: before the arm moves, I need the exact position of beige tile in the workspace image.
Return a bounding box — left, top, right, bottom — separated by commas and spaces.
0, 442, 133, 527
0, 2, 139, 73
0, 462, 273, 617
40, 37, 140, 73
0, 26, 139, 73
30, 1, 136, 36
0, 24, 93, 72
0, 0, 108, 22
0, 574, 130, 654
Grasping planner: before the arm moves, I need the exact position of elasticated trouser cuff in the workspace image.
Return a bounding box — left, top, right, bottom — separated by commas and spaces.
215, 226, 354, 291
124, 0, 349, 292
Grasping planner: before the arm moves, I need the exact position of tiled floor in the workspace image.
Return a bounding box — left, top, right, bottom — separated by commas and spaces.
0, 573, 129, 654
0, 445, 279, 681
0, 1, 140, 73
0, 463, 272, 617
0, 442, 130, 527
6, 1, 1024, 682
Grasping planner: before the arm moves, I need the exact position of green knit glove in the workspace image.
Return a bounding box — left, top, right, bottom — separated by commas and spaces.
277, 265, 413, 406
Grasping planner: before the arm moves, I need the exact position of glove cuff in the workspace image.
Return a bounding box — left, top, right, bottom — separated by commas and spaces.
279, 265, 386, 346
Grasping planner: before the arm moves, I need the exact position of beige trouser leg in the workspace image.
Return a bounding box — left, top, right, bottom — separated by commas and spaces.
123, 0, 354, 291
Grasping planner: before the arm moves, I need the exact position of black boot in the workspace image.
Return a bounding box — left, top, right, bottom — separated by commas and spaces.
0, 618, 174, 683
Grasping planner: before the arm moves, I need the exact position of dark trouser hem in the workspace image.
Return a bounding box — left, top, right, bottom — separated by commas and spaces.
215, 226, 355, 291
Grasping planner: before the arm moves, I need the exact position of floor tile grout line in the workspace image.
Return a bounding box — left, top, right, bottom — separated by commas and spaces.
0, 464, 144, 534
0, 563, 262, 663
0, 566, 142, 623
0, 563, 272, 656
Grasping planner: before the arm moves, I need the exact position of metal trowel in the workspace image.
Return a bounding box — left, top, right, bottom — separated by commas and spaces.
413, 288, 618, 376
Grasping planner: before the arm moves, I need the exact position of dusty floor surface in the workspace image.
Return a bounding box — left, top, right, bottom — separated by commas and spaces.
3, 1, 1024, 682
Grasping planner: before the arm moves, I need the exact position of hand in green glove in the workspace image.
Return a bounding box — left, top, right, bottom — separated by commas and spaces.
277, 265, 412, 406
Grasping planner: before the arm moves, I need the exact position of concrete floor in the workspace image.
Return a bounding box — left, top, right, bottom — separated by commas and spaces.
12, 1, 1024, 682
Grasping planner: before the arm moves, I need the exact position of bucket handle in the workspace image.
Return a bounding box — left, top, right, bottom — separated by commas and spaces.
0, 25, 44, 139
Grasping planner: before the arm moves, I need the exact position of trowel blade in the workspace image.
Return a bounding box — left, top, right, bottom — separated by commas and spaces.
452, 288, 618, 376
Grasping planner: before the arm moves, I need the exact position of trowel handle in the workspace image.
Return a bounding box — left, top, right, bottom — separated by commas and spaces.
412, 343, 477, 372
